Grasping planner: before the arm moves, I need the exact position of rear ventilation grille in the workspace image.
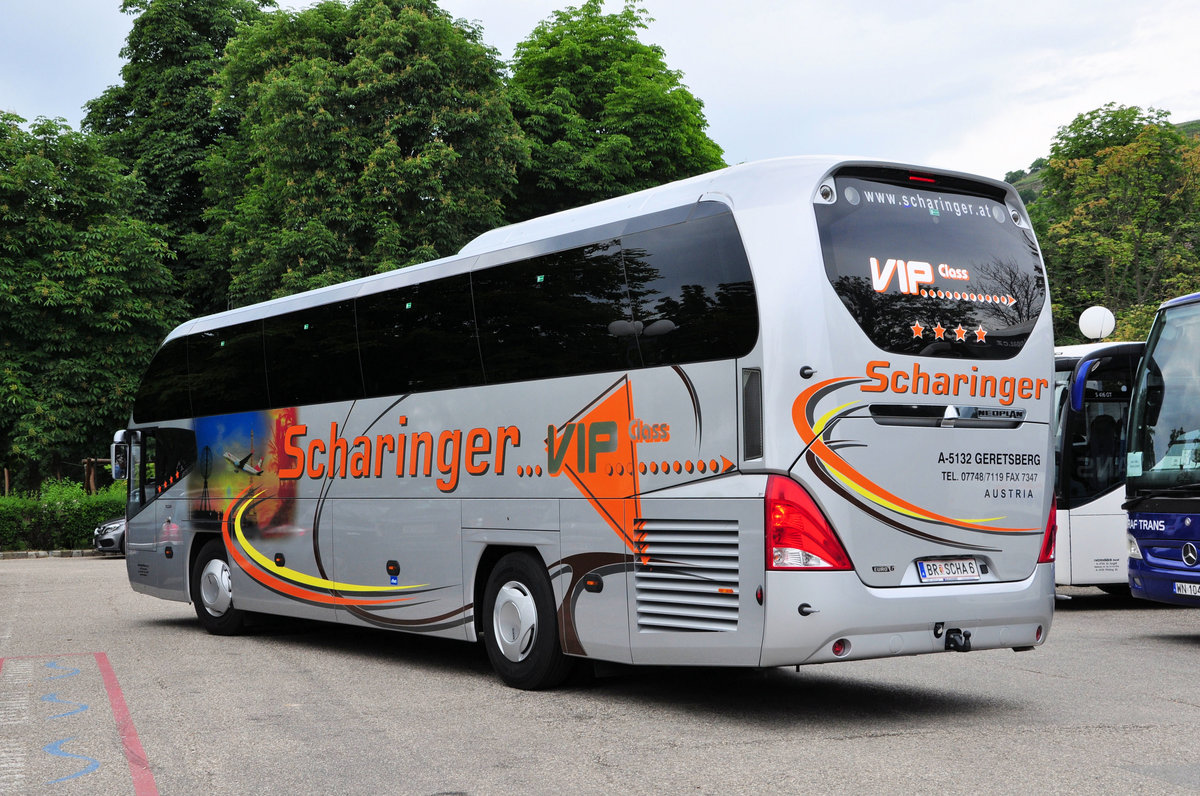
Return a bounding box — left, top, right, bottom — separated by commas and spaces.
635, 518, 740, 632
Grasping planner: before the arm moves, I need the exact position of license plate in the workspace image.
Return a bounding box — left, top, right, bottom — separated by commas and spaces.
1173, 581, 1200, 597
917, 557, 980, 583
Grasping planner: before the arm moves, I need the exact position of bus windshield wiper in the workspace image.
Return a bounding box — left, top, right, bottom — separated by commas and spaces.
1123, 482, 1200, 510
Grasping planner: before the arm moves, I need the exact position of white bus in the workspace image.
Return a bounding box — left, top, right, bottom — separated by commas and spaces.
116, 157, 1057, 689
1052, 341, 1142, 592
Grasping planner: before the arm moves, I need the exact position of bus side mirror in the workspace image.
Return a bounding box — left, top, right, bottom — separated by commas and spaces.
110, 442, 128, 481
1145, 383, 1163, 427
111, 429, 131, 481
1069, 359, 1098, 413
1142, 361, 1164, 427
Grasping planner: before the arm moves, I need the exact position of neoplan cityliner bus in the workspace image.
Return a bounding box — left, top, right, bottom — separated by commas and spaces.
115, 157, 1057, 689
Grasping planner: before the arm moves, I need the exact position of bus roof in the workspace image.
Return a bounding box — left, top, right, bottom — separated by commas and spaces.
163, 155, 1018, 343
1160, 291, 1200, 311
1054, 341, 1142, 359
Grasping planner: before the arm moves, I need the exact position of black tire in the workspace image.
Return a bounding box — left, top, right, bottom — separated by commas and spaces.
482, 552, 573, 690
1097, 584, 1131, 597
190, 538, 246, 635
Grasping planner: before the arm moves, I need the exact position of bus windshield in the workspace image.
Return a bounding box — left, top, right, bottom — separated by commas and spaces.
1127, 300, 1200, 494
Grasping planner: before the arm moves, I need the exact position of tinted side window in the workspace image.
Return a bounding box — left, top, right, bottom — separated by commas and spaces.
133, 205, 759, 418
623, 208, 759, 366
474, 241, 638, 383
188, 321, 268, 417
132, 336, 191, 423
132, 426, 197, 509
264, 300, 362, 407
150, 427, 197, 492
357, 273, 483, 396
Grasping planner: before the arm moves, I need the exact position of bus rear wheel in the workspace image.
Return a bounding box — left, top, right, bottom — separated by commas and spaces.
191, 538, 245, 635
482, 552, 573, 690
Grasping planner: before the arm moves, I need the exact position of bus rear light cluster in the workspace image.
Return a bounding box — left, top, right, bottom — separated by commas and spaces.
1037, 497, 1057, 564
765, 476, 853, 571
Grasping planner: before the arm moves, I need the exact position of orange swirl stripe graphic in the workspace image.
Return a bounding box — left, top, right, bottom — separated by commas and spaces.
791, 377, 1037, 534
221, 486, 423, 606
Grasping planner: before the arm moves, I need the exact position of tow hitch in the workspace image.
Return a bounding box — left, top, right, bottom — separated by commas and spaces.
944, 628, 972, 652
933, 622, 973, 651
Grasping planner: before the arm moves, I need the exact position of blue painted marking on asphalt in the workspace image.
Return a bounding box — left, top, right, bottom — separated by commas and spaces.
43, 662, 80, 680
42, 738, 100, 783
41, 694, 88, 719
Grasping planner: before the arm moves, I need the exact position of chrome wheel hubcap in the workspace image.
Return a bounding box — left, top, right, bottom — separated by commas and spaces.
493, 580, 537, 662
199, 558, 233, 617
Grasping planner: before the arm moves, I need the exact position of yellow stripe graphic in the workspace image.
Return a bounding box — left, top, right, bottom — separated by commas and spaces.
232, 491, 428, 593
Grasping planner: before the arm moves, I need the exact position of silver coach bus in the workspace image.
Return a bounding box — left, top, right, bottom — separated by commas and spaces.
115, 157, 1057, 689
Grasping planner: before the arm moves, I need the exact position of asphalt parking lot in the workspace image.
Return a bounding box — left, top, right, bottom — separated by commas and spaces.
3, 556, 1199, 795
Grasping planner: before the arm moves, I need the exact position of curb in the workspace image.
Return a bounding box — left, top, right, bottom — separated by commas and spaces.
0, 549, 106, 560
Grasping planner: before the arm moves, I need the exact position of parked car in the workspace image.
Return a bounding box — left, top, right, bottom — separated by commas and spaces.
93, 517, 126, 554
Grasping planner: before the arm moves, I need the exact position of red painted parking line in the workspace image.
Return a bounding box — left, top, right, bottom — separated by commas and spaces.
95, 653, 158, 796
0, 652, 159, 795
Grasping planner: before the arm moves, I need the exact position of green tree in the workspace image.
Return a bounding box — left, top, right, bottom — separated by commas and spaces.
507, 0, 725, 221
1033, 103, 1171, 231
1032, 107, 1200, 343
83, 0, 272, 316
0, 114, 182, 490
1049, 103, 1171, 162
199, 0, 527, 306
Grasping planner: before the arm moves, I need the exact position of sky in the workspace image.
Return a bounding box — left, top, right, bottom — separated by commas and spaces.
3, 0, 1200, 180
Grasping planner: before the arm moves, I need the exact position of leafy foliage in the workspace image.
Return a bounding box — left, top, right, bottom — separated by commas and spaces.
507, 0, 724, 221
1029, 105, 1200, 343
1049, 103, 1172, 163
2, 0, 735, 490
0, 114, 182, 489
198, 0, 528, 306
83, 0, 273, 316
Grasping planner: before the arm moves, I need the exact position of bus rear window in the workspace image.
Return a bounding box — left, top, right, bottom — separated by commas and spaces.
814, 171, 1045, 359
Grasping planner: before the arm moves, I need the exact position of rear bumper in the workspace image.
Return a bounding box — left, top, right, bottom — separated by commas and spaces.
760, 563, 1055, 666
1129, 558, 1200, 606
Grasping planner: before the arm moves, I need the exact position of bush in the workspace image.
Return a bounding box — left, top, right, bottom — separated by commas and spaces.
0, 480, 126, 551
0, 494, 37, 550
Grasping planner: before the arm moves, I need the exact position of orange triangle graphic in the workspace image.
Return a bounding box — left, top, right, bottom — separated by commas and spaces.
548, 378, 644, 559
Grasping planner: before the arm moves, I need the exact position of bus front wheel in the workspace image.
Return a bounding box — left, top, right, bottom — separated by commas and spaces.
191, 538, 246, 635
482, 552, 573, 690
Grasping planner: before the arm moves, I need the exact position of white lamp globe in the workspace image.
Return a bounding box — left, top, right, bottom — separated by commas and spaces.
1078, 305, 1115, 340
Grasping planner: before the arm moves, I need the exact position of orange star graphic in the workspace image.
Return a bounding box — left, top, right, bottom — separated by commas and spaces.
911, 321, 925, 338
975, 325, 987, 342
954, 324, 967, 341
933, 323, 946, 340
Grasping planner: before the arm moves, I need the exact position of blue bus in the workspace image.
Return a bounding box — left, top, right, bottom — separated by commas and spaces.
1125, 292, 1200, 604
